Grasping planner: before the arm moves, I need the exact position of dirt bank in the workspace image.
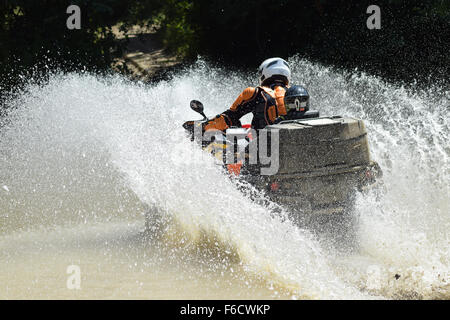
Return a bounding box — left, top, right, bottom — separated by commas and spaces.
112, 25, 182, 81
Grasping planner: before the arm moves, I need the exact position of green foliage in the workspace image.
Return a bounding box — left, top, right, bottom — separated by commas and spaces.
156, 0, 449, 85
158, 0, 195, 56
0, 0, 147, 99
1, 0, 448, 104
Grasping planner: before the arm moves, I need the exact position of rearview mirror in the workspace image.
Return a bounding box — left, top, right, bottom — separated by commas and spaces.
190, 100, 204, 114
190, 100, 207, 120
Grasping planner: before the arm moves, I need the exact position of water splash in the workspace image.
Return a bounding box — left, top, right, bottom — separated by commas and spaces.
0, 58, 448, 299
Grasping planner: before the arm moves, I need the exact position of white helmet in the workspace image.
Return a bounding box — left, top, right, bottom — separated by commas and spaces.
258, 57, 291, 85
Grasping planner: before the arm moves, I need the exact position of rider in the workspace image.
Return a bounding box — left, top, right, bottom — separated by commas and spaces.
203, 57, 291, 132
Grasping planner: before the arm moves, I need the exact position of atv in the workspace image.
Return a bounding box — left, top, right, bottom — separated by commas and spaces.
181, 100, 382, 243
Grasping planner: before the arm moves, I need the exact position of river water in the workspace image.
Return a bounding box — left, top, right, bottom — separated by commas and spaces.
0, 58, 448, 299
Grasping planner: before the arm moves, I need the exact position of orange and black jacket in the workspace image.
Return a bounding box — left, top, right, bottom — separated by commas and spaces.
204, 84, 288, 132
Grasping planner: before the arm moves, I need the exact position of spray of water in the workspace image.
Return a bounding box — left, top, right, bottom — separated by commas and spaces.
0, 58, 448, 299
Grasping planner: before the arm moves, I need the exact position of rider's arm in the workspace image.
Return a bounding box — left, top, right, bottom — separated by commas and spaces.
204, 87, 258, 131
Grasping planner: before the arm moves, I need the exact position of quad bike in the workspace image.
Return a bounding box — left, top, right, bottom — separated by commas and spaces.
179, 100, 382, 246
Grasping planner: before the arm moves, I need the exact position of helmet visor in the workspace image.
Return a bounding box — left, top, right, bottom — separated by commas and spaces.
285, 96, 309, 112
